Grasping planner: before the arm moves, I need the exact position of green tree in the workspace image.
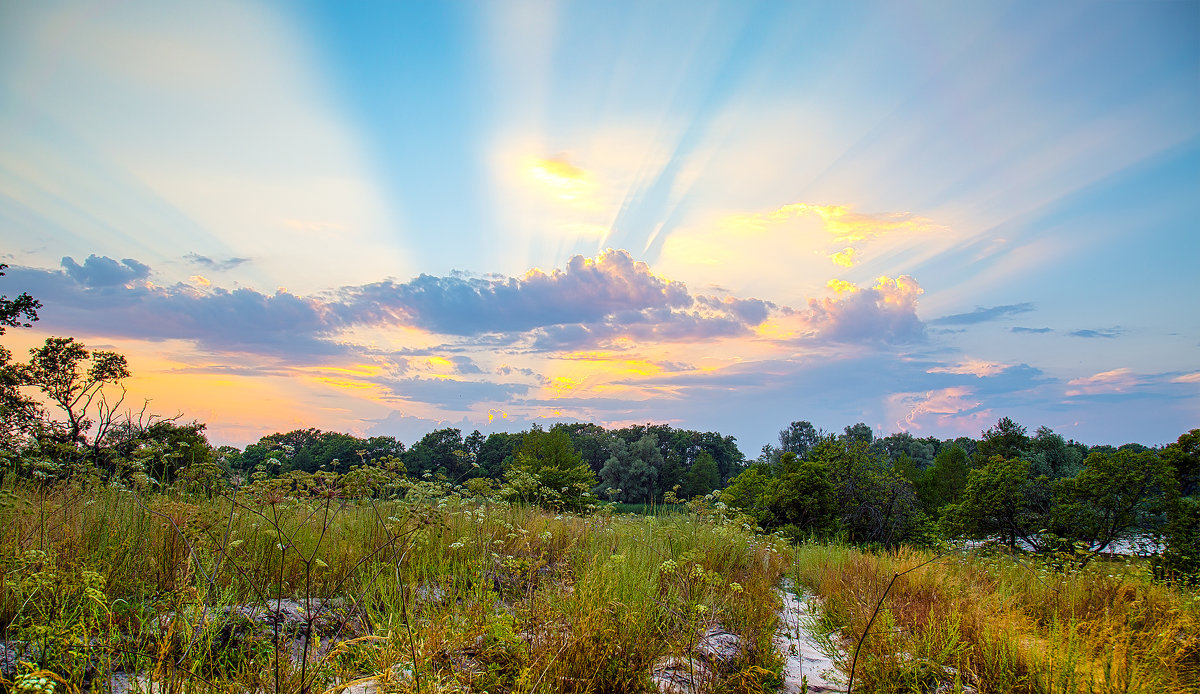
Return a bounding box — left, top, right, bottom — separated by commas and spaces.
721, 463, 774, 526
764, 459, 837, 539
810, 438, 921, 546
1051, 448, 1170, 558
24, 337, 130, 447
1156, 429, 1200, 583
0, 264, 40, 333
596, 433, 660, 503
504, 426, 596, 512
405, 427, 466, 478
1028, 426, 1083, 479
915, 444, 970, 514
778, 420, 821, 458
681, 450, 721, 499
976, 417, 1029, 462
942, 455, 1051, 550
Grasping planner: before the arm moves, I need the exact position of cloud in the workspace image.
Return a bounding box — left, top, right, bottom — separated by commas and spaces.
730, 203, 947, 243
1012, 326, 1052, 334
184, 253, 251, 272
888, 386, 988, 433
61, 255, 150, 287
1069, 328, 1123, 339
804, 275, 925, 344
1172, 372, 1200, 384
338, 249, 691, 335
927, 359, 1012, 378
930, 302, 1034, 326
829, 247, 857, 267
10, 261, 344, 358
1065, 368, 1139, 397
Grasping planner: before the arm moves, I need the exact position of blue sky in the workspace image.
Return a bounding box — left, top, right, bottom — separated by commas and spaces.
1, 0, 1197, 451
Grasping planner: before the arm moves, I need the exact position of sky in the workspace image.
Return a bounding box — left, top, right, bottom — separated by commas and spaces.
1, 0, 1198, 453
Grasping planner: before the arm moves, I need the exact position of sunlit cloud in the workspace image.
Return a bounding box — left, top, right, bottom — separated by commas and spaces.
1172, 372, 1200, 384
887, 386, 987, 433
1065, 368, 1139, 397
829, 247, 857, 267
928, 359, 1012, 378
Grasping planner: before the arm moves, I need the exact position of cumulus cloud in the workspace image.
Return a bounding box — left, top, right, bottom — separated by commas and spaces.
10, 261, 343, 358
930, 302, 1034, 326
337, 249, 691, 335
804, 275, 925, 344
61, 255, 150, 287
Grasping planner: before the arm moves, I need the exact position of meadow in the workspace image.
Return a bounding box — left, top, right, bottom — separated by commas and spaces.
0, 478, 1195, 694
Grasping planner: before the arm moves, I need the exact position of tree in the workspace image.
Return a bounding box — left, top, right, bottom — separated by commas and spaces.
1028, 426, 1083, 479
915, 444, 970, 514
764, 459, 837, 539
405, 427, 466, 478
1051, 448, 1170, 558
1157, 430, 1200, 583
942, 455, 1052, 551
0, 264, 40, 334
596, 434, 660, 504
23, 337, 130, 446
810, 438, 921, 546
778, 420, 821, 458
0, 265, 42, 444
976, 417, 1029, 462
504, 426, 596, 512
840, 422, 875, 447
681, 450, 720, 499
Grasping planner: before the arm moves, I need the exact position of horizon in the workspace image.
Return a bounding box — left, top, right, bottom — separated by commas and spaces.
2, 0, 1197, 452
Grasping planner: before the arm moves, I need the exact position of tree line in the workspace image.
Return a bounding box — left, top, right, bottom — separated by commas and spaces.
1, 264, 1196, 583
724, 417, 1198, 582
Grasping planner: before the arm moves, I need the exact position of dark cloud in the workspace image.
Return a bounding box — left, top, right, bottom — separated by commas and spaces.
930, 302, 1034, 325
1069, 328, 1123, 339
696, 295, 775, 324
9, 262, 344, 359
1012, 326, 1053, 334
184, 253, 251, 271
61, 255, 150, 287
449, 356, 483, 375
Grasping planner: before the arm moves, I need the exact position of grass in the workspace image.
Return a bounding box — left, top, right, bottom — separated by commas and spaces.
3, 481, 1195, 693
792, 542, 1200, 693
0, 483, 791, 693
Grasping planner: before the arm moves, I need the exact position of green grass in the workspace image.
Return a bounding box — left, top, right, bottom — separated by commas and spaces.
0, 483, 790, 693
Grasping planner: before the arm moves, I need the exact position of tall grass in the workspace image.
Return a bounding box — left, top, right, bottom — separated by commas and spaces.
0, 483, 791, 693
792, 542, 1200, 693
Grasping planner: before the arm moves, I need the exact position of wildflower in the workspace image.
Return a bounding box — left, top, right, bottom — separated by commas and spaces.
449, 541, 465, 550
729, 582, 744, 593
